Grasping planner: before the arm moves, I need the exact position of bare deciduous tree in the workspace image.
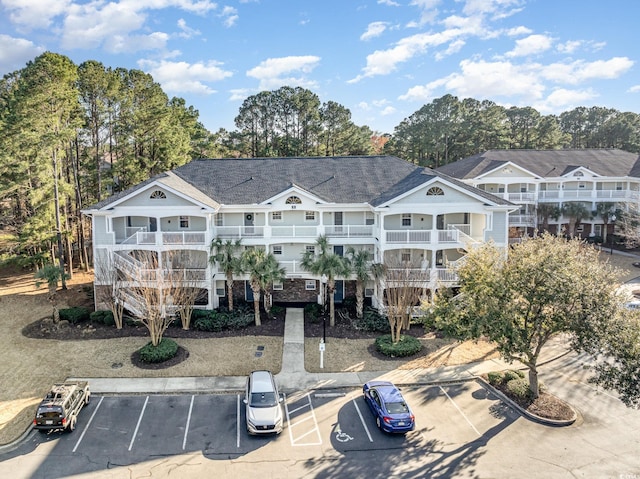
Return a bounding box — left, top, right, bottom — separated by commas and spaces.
378, 257, 430, 343
93, 250, 124, 329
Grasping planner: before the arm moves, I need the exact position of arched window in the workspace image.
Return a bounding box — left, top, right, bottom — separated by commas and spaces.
286, 196, 302, 204
426, 187, 444, 196
150, 190, 166, 199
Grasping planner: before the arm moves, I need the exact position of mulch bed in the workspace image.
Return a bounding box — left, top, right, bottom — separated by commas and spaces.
131, 346, 190, 370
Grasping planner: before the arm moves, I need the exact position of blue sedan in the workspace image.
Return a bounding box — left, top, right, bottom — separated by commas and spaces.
362, 381, 415, 433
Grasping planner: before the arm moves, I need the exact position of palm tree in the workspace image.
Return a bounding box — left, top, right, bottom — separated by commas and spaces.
209, 238, 243, 311
562, 202, 591, 237
300, 236, 350, 326
260, 254, 286, 316
34, 265, 69, 325
241, 248, 267, 326
536, 203, 561, 233
595, 202, 616, 243
346, 247, 372, 319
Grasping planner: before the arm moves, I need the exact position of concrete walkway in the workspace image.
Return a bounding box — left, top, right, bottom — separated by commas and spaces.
78, 308, 572, 395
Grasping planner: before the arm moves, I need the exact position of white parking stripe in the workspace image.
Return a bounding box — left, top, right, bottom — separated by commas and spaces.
286, 393, 322, 446
352, 399, 373, 442
182, 395, 194, 450
72, 396, 104, 453
128, 396, 149, 451
236, 394, 241, 448
440, 386, 481, 437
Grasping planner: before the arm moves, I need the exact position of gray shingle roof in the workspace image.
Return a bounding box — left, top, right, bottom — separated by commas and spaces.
86, 155, 512, 211
436, 149, 640, 179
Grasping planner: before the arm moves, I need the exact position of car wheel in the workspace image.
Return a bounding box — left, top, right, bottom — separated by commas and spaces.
68, 417, 77, 433
376, 417, 381, 429
85, 393, 90, 405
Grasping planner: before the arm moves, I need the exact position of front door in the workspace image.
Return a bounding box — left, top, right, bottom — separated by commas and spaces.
333, 280, 344, 303
244, 213, 254, 235
334, 212, 343, 233
245, 281, 254, 302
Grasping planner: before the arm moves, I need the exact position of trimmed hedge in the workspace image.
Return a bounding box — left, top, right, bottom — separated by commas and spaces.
59, 307, 90, 324
90, 310, 115, 326
192, 306, 254, 332
505, 378, 533, 401
375, 334, 422, 357
138, 338, 179, 363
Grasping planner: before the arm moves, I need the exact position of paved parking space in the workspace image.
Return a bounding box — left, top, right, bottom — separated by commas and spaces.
33, 380, 520, 460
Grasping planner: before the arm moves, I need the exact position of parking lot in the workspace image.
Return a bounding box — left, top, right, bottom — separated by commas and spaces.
2, 380, 520, 478
3, 358, 640, 479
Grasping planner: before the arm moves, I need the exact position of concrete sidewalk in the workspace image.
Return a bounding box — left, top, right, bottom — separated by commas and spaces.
76, 308, 572, 395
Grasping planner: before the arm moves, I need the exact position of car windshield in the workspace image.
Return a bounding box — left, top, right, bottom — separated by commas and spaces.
250, 392, 278, 407
386, 402, 409, 414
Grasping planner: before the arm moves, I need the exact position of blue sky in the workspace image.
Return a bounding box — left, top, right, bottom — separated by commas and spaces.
1, 0, 639, 135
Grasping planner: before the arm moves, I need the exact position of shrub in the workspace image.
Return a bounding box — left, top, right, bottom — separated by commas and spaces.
90, 310, 115, 327
59, 307, 90, 324
353, 307, 390, 333
304, 303, 322, 322
269, 305, 284, 319
504, 369, 525, 382
487, 371, 504, 386
505, 378, 533, 401
192, 306, 254, 332
375, 334, 422, 357
138, 338, 179, 363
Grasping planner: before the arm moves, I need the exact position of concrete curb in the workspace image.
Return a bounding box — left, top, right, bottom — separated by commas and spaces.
477, 377, 578, 427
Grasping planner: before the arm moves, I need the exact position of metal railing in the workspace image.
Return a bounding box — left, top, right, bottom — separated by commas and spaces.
270, 225, 318, 238
215, 226, 265, 238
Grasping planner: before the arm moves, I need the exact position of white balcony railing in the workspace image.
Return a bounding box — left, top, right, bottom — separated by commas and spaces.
279, 260, 307, 274
215, 226, 265, 238
508, 214, 536, 225
120, 231, 206, 245
386, 230, 432, 243
271, 225, 318, 238
325, 225, 374, 237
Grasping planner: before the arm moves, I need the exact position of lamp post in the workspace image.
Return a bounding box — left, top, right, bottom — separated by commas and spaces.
320, 274, 328, 368
610, 214, 617, 255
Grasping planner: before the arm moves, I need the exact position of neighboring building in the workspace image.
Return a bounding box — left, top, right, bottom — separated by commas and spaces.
437, 149, 640, 241
82, 156, 514, 313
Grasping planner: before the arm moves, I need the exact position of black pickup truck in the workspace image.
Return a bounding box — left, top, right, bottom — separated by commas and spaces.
33, 381, 91, 433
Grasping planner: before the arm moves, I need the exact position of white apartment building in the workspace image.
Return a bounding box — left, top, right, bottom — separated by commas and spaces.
437, 149, 640, 241
82, 155, 514, 312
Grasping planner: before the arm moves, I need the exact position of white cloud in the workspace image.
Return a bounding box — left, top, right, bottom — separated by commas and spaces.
534, 88, 597, 112
349, 29, 462, 82
556, 40, 581, 54
506, 34, 553, 57
1, 0, 72, 29
229, 88, 255, 101
361, 22, 388, 41
378, 0, 400, 6
506, 26, 532, 36
247, 56, 320, 90
407, 0, 440, 27
0, 34, 45, 74
138, 58, 233, 95
628, 85, 640, 93
380, 105, 396, 115
542, 57, 634, 84
220, 6, 238, 27
177, 18, 200, 39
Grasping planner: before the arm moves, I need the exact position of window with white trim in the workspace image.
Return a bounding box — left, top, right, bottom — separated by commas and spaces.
305, 280, 316, 290
401, 249, 411, 262
215, 281, 226, 297
426, 186, 444, 196
286, 196, 302, 204
305, 211, 315, 221
272, 245, 283, 255
273, 281, 283, 291
179, 216, 189, 228
271, 211, 282, 221
306, 245, 315, 255
402, 213, 412, 227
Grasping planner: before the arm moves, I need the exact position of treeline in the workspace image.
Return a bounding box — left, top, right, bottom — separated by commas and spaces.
383, 94, 640, 167
2, 51, 640, 270
0, 52, 376, 269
